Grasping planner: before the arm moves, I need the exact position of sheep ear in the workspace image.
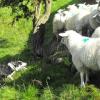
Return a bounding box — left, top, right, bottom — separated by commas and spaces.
59, 33, 68, 37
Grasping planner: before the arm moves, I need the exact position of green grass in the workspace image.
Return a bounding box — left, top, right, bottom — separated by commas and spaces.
0, 0, 100, 99
0, 85, 39, 100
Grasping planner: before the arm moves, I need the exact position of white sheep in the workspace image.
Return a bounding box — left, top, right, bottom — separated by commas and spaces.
88, 2, 100, 30
53, 5, 79, 40
53, 10, 68, 40
67, 4, 78, 11
88, 9, 99, 30
92, 26, 100, 37
77, 3, 88, 10
65, 3, 100, 36
59, 30, 100, 87
53, 3, 90, 39
86, 4, 98, 12
65, 9, 90, 34
53, 3, 100, 39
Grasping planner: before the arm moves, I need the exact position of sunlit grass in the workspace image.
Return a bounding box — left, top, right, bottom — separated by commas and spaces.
0, 17, 32, 58
0, 85, 39, 100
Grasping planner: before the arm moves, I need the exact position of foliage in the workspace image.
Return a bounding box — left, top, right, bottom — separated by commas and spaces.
0, 0, 34, 20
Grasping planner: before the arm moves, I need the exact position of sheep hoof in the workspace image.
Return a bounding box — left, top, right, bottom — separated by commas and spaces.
80, 84, 85, 88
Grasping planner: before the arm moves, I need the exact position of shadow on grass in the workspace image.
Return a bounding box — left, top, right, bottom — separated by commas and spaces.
0, 48, 79, 95
1, 47, 100, 95
7, 60, 78, 91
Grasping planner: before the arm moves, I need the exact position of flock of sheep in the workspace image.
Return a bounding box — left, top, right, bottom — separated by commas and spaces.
53, 2, 100, 87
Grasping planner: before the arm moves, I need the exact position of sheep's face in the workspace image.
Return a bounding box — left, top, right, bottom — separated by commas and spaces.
59, 31, 70, 46
59, 30, 78, 47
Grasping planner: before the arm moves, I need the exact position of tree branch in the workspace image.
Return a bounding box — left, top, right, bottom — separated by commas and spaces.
33, 0, 52, 33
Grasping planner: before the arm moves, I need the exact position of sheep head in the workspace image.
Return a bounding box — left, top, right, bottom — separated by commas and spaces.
59, 30, 76, 46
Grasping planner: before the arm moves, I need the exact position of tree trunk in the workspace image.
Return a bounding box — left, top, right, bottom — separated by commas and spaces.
31, 0, 52, 58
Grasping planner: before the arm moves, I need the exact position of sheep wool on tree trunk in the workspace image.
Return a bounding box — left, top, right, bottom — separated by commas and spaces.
31, 0, 52, 58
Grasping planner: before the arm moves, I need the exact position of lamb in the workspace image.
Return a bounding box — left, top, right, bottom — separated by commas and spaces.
59, 30, 100, 87
0, 61, 27, 80
92, 26, 100, 38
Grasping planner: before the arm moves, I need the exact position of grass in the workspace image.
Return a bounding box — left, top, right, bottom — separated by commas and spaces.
0, 0, 100, 99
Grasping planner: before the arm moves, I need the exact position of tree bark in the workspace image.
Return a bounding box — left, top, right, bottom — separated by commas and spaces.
31, 0, 52, 58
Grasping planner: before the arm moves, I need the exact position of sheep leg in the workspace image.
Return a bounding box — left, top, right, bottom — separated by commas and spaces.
80, 72, 85, 87
85, 71, 89, 84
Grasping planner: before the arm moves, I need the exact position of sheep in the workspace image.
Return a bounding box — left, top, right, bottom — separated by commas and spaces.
53, 11, 68, 40
91, 26, 100, 37
88, 2, 100, 30
59, 30, 100, 87
77, 3, 88, 10
65, 3, 100, 36
76, 3, 98, 11
66, 3, 100, 35
53, 5, 79, 40
0, 61, 27, 80
65, 9, 90, 35
67, 4, 78, 11
53, 3, 91, 39
53, 2, 100, 39
88, 10, 100, 30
